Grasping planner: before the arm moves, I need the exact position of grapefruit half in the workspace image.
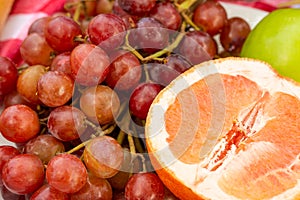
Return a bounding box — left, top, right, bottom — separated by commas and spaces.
145, 57, 300, 200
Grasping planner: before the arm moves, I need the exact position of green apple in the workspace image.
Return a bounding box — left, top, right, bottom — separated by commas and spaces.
240, 8, 300, 82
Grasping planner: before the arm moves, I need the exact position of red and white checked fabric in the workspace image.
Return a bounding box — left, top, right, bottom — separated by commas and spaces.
0, 0, 296, 66
0, 0, 66, 66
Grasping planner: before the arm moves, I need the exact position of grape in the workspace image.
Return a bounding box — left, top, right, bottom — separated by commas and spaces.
46, 153, 87, 194
17, 64, 47, 105
0, 56, 18, 96
105, 50, 142, 91
20, 33, 54, 66
27, 16, 51, 36
3, 90, 31, 108
149, 2, 182, 30
30, 184, 69, 200
47, 105, 87, 141
0, 146, 20, 186
220, 17, 251, 54
125, 172, 165, 200
2, 154, 44, 195
70, 174, 113, 200
179, 30, 217, 65
129, 82, 163, 120
112, 0, 138, 29
80, 85, 120, 125
70, 43, 110, 86
83, 136, 124, 178
0, 104, 40, 143
118, 0, 156, 16
107, 148, 132, 190
37, 71, 74, 107
23, 134, 65, 164
50, 52, 72, 75
0, 185, 25, 200
193, 1, 228, 36
45, 16, 82, 52
129, 17, 169, 54
87, 13, 126, 51
96, 0, 114, 14
148, 54, 191, 85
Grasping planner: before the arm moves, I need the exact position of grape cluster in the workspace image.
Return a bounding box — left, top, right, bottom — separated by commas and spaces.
0, 0, 251, 199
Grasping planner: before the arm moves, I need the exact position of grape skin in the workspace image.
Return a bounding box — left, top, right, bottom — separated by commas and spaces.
0, 104, 40, 143
37, 71, 74, 107
46, 153, 88, 194
2, 154, 45, 195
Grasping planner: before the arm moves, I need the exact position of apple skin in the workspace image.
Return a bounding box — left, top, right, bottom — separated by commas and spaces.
240, 8, 300, 82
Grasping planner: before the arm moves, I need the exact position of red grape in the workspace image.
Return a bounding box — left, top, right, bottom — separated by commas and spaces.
83, 136, 124, 178
179, 30, 217, 65
105, 50, 142, 91
20, 33, 54, 66
46, 153, 87, 194
0, 56, 18, 96
37, 71, 74, 107
30, 184, 70, 200
2, 154, 44, 195
125, 172, 165, 200
96, 0, 114, 14
3, 90, 32, 109
0, 104, 40, 143
47, 105, 87, 141
87, 13, 126, 50
70, 174, 112, 200
23, 134, 65, 164
45, 16, 82, 52
220, 17, 251, 54
0, 185, 25, 200
193, 1, 228, 36
129, 82, 163, 120
118, 0, 156, 16
148, 54, 192, 85
27, 16, 51, 36
80, 85, 120, 125
149, 2, 182, 30
17, 64, 47, 105
70, 43, 110, 86
0, 146, 20, 186
129, 17, 169, 54
50, 52, 72, 75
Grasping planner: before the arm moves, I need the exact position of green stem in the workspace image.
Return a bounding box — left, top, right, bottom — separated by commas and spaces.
66, 139, 91, 154
117, 130, 126, 145
177, 0, 198, 12
127, 134, 136, 154
181, 12, 201, 31
123, 32, 145, 61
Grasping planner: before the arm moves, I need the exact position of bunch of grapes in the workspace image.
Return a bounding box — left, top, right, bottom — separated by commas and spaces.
0, 0, 251, 199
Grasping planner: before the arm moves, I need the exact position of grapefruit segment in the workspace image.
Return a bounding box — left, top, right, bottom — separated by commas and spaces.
145, 57, 300, 199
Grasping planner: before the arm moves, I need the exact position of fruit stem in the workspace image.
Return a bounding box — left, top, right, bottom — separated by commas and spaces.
66, 139, 91, 154
127, 134, 136, 154
123, 32, 145, 61
177, 0, 198, 12
143, 31, 185, 62
117, 130, 126, 145
181, 11, 201, 31
134, 137, 144, 153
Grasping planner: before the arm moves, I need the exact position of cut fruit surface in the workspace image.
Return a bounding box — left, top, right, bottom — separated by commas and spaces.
145, 57, 300, 200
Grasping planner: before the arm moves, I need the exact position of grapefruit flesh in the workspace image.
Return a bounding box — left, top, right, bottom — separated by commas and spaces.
145, 57, 300, 200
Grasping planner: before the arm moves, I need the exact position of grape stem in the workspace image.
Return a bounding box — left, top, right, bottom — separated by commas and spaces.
181, 12, 201, 31
123, 22, 187, 63
128, 134, 136, 154
66, 139, 91, 154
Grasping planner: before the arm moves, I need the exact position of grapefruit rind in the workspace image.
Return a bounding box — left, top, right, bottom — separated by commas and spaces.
145, 57, 300, 200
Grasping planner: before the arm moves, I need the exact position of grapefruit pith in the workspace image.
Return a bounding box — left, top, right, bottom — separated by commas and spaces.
145, 57, 300, 200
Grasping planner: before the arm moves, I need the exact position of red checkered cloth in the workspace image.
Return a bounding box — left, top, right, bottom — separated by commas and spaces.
0, 0, 66, 66
0, 0, 296, 66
